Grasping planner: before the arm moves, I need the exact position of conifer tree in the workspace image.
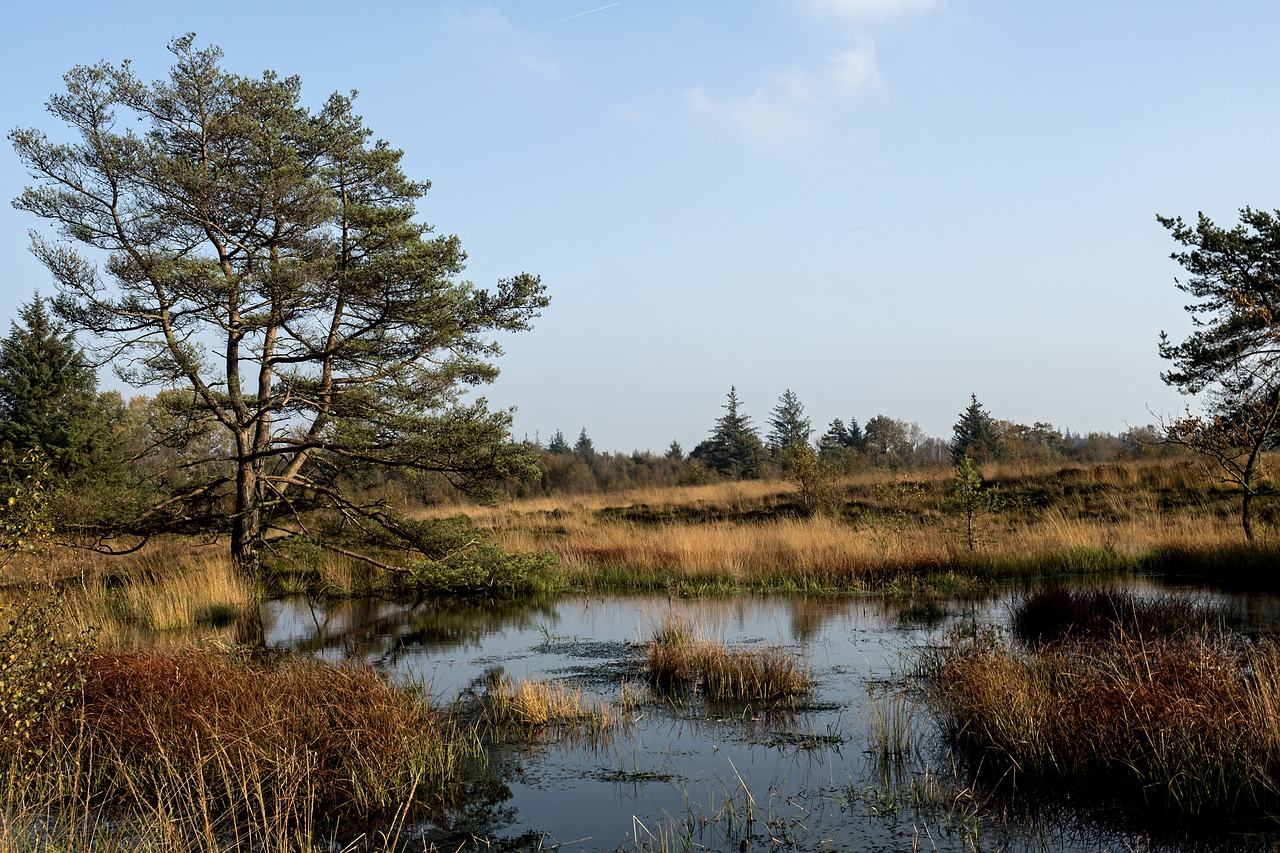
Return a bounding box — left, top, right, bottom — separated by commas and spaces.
547, 430, 571, 455
691, 387, 767, 479
951, 394, 1003, 464
766, 389, 812, 456
13, 38, 548, 576
0, 295, 114, 480
818, 419, 850, 457
845, 417, 866, 451
574, 428, 599, 472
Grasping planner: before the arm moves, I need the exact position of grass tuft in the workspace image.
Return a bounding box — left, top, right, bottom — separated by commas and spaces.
926, 604, 1280, 827
643, 613, 811, 702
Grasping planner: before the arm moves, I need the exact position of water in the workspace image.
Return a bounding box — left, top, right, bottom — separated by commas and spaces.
260, 581, 1280, 852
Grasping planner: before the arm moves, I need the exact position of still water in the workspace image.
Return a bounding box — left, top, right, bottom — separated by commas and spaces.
260, 580, 1280, 852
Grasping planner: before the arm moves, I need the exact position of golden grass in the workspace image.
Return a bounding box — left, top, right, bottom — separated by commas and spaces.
405, 457, 1266, 591
481, 675, 627, 736
0, 538, 258, 649
643, 613, 812, 702
928, 591, 1280, 822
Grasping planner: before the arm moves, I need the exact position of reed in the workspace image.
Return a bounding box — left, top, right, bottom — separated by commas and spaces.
643, 614, 811, 702
481, 674, 626, 736
927, 620, 1280, 824
0, 645, 484, 851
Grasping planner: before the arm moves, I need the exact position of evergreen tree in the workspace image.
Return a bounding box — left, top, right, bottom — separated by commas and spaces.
574, 428, 599, 472
690, 387, 767, 479
845, 417, 866, 451
766, 389, 812, 455
665, 440, 684, 461
14, 38, 549, 576
546, 430, 571, 455
818, 419, 849, 457
951, 394, 1003, 465
0, 295, 113, 480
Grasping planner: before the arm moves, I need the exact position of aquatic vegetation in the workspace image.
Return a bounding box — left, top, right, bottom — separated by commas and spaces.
0, 643, 484, 851
480, 673, 627, 736
926, 620, 1280, 826
643, 613, 812, 702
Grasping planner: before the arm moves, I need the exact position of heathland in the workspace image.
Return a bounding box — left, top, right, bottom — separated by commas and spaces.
0, 453, 1277, 850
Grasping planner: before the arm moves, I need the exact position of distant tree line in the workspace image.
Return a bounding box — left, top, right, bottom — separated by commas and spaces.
0, 292, 1181, 518
503, 387, 1177, 499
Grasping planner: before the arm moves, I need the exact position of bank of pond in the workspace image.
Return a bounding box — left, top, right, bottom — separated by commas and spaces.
4, 579, 1280, 851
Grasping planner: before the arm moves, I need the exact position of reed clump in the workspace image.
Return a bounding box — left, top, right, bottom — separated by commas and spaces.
3, 644, 482, 850
643, 614, 811, 702
927, 589, 1280, 825
1010, 584, 1233, 645
479, 675, 627, 742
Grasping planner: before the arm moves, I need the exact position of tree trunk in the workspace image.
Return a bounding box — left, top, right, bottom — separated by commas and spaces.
231, 460, 263, 581
1242, 488, 1257, 545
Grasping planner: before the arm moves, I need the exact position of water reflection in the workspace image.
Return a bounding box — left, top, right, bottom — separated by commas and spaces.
259, 583, 1280, 852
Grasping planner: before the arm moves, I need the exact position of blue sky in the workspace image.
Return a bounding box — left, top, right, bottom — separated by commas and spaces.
3, 1, 1278, 452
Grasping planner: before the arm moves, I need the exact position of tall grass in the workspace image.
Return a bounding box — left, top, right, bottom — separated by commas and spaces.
406, 457, 1280, 594
480, 674, 628, 742
0, 645, 483, 851
927, 590, 1280, 826
643, 614, 811, 702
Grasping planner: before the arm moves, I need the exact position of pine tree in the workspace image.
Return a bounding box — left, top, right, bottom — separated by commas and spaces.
691, 387, 767, 479
951, 394, 1003, 465
766, 389, 812, 455
0, 295, 113, 480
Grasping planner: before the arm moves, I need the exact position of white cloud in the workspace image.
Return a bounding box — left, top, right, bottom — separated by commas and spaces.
798, 0, 939, 18
444, 6, 560, 82
686, 87, 819, 145
685, 40, 881, 144
509, 53, 561, 80
444, 5, 513, 33
828, 38, 881, 94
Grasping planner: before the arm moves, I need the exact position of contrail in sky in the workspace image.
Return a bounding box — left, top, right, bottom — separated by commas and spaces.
533, 3, 620, 28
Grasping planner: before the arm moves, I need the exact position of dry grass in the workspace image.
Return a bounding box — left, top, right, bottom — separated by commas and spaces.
4, 456, 1267, 602
0, 645, 482, 851
928, 591, 1280, 823
480, 675, 628, 738
49, 551, 250, 649
643, 613, 811, 702
405, 457, 1272, 592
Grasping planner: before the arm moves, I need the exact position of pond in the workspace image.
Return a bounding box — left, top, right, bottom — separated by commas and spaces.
260, 579, 1280, 852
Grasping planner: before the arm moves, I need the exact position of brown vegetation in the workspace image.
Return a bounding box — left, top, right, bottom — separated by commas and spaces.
0, 644, 481, 851
415, 457, 1277, 592
643, 613, 812, 702
928, 589, 1280, 825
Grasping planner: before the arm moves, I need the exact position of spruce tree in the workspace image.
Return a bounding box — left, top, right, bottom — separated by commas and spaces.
766, 389, 813, 455
574, 428, 600, 472
547, 430, 571, 455
951, 394, 1003, 465
0, 295, 112, 480
818, 419, 850, 457
691, 387, 767, 479
845, 417, 866, 451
